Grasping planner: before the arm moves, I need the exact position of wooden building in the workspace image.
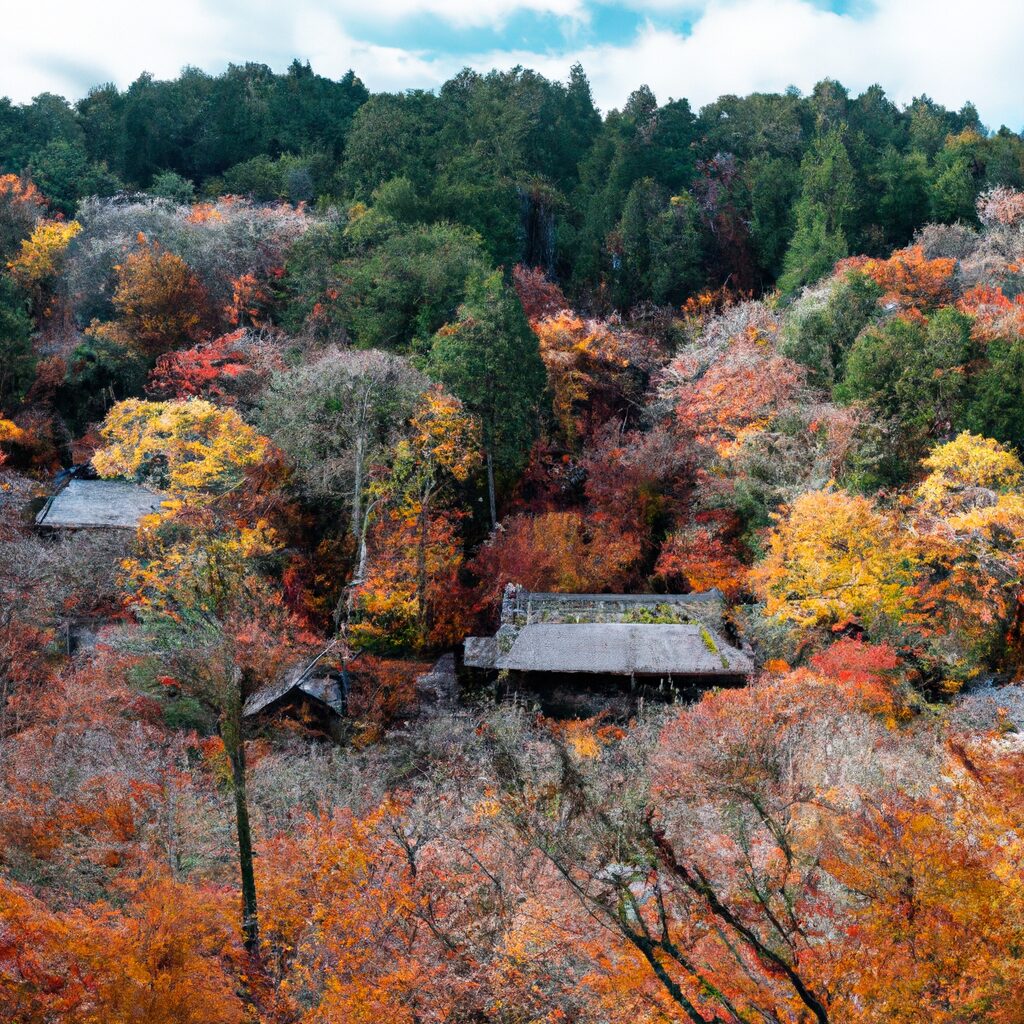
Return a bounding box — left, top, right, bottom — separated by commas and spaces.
243, 665, 347, 739
465, 585, 751, 714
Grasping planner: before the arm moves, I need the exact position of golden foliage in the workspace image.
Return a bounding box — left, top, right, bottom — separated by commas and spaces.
87, 237, 211, 356
6, 219, 81, 285
93, 398, 270, 494
753, 488, 918, 629
916, 431, 1024, 510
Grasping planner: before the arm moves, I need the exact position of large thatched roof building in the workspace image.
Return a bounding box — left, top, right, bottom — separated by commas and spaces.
465, 585, 752, 685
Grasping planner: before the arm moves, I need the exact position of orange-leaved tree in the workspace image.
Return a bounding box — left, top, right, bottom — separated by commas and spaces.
87, 236, 213, 357
0, 872, 248, 1024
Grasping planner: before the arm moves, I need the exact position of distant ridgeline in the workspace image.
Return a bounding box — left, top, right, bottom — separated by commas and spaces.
2, 62, 1021, 300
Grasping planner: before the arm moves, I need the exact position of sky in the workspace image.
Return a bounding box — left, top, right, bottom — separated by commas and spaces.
3, 0, 1023, 130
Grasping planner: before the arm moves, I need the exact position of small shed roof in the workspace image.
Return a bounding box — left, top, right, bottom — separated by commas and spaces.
494, 623, 752, 677
243, 667, 345, 718
36, 479, 167, 529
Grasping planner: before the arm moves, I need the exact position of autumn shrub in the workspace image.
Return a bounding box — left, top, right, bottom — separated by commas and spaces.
470, 510, 642, 611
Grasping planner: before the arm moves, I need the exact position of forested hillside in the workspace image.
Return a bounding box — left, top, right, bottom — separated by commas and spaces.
3, 62, 1023, 299
3, 62, 1024, 1023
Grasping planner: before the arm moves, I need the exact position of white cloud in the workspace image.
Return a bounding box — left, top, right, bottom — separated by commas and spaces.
464, 0, 1024, 128
334, 0, 587, 28
0, 0, 1022, 131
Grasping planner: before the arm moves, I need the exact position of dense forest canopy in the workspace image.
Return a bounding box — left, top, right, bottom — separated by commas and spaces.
2, 61, 1021, 299
4, 58, 1024, 1024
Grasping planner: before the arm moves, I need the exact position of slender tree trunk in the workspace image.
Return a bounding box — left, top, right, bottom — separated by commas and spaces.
222, 672, 259, 954
351, 431, 365, 541
486, 446, 497, 529
416, 488, 430, 643
354, 498, 380, 589
228, 738, 259, 953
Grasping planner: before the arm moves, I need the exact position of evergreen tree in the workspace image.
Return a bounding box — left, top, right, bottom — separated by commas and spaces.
779, 126, 855, 293
0, 274, 34, 411
428, 269, 546, 525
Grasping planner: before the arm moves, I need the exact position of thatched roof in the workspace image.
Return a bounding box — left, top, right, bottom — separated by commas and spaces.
493, 623, 751, 677
466, 587, 752, 679
243, 666, 345, 718
36, 479, 167, 529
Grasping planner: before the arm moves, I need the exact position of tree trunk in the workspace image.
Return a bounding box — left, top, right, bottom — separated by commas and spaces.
228, 738, 259, 953
222, 674, 259, 954
351, 431, 365, 541
486, 446, 497, 529
416, 488, 430, 643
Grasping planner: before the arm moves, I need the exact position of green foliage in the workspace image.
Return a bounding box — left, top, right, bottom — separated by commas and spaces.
347, 221, 489, 351
0, 68, 1021, 302
798, 127, 856, 233
55, 334, 149, 435
930, 153, 977, 223
148, 170, 196, 204
623, 604, 690, 625
780, 270, 883, 385
616, 179, 703, 306
779, 127, 856, 293
342, 91, 443, 197
219, 153, 328, 204
27, 139, 122, 215
428, 268, 547, 490
0, 274, 34, 410
747, 155, 801, 278
964, 335, 1024, 451
875, 148, 931, 247
839, 307, 975, 456
779, 197, 848, 294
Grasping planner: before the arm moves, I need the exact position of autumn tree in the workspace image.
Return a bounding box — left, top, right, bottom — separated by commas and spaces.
841, 244, 956, 311
470, 510, 641, 607
352, 387, 480, 646
6, 218, 81, 290
87, 237, 213, 357
259, 347, 426, 586
752, 488, 918, 633
146, 329, 283, 410
532, 312, 658, 448
909, 432, 1024, 684
94, 398, 300, 952
511, 262, 568, 323
93, 397, 269, 493
659, 305, 804, 459
0, 175, 44, 261
0, 872, 248, 1023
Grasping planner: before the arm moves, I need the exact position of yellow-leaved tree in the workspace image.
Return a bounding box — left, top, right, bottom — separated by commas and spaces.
6, 218, 81, 287
916, 431, 1024, 510
752, 488, 918, 630
93, 397, 269, 494
93, 396, 297, 954
910, 432, 1024, 684
351, 387, 481, 648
